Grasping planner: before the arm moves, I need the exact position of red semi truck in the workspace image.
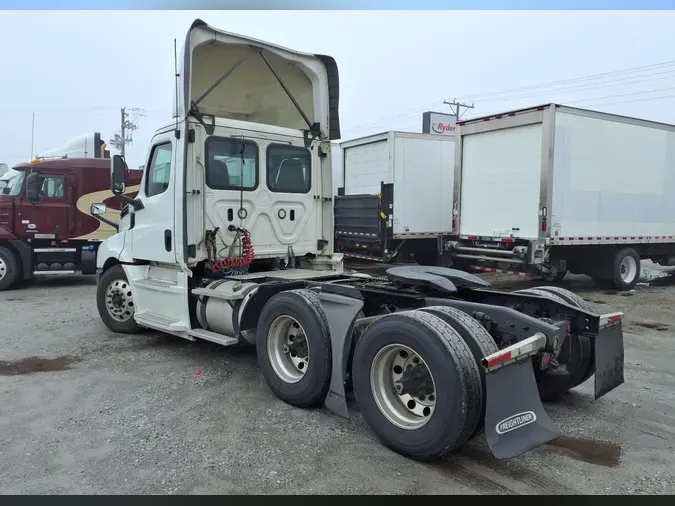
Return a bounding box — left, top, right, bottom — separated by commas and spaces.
0, 133, 142, 291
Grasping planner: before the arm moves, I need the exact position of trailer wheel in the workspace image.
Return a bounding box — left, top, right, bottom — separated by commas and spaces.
352, 310, 482, 461
96, 264, 142, 334
0, 246, 19, 291
610, 248, 641, 291
418, 306, 498, 439
541, 268, 567, 283
515, 288, 592, 401
256, 289, 332, 408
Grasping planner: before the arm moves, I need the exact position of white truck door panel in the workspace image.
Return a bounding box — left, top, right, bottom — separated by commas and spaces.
129, 135, 177, 263
459, 123, 543, 239
202, 127, 321, 260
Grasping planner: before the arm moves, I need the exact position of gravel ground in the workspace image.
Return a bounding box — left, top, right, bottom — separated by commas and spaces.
1, 266, 674, 495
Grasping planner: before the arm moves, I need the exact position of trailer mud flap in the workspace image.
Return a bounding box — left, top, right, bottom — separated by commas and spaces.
593, 316, 625, 400
481, 333, 560, 459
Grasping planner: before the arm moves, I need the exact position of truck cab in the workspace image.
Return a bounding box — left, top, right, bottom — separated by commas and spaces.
0, 133, 142, 291
94, 19, 341, 336
93, 20, 626, 464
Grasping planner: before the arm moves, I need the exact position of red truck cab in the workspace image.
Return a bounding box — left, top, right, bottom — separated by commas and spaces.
0, 157, 142, 290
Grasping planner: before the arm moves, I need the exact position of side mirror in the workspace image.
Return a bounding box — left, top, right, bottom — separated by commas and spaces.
111, 155, 126, 194
90, 202, 107, 215
25, 172, 40, 201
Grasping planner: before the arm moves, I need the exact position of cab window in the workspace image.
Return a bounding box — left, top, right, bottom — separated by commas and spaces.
39, 174, 65, 199
266, 144, 311, 194
146, 143, 173, 197
205, 137, 259, 191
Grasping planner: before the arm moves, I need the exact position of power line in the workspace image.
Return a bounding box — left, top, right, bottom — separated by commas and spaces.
455, 60, 675, 101
582, 94, 675, 108
474, 69, 675, 104
342, 59, 675, 137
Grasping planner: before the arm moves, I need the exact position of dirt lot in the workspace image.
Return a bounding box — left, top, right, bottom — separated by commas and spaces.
1, 267, 674, 495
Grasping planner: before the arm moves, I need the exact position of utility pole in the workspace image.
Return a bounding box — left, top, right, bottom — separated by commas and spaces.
443, 99, 475, 120
110, 107, 145, 157
120, 108, 126, 157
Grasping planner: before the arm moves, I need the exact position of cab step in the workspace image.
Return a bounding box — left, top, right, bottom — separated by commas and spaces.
134, 312, 191, 335
187, 328, 239, 347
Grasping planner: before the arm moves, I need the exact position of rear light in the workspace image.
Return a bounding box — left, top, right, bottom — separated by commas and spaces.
468, 235, 479, 241
452, 219, 456, 228
541, 221, 547, 232
501, 238, 514, 243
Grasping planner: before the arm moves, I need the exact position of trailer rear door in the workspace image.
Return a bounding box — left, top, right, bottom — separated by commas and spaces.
459, 121, 543, 239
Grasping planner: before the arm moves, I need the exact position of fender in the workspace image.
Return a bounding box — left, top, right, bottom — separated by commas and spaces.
96, 231, 132, 271
8, 240, 32, 279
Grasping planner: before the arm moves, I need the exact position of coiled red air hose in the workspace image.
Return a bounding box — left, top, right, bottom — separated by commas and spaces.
210, 227, 255, 272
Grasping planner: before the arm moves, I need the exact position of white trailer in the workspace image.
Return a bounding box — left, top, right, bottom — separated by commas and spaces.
334, 131, 455, 264
90, 21, 626, 462
447, 103, 675, 291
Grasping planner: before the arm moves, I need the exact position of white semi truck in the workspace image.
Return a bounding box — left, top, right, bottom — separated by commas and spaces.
447, 104, 675, 291
333, 131, 454, 265
91, 19, 626, 461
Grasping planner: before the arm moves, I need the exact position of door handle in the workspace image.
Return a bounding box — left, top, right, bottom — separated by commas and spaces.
164, 229, 172, 252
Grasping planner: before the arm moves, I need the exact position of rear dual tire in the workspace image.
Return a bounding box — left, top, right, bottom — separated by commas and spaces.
257, 295, 498, 460
516, 286, 594, 400
352, 310, 484, 461
256, 289, 333, 408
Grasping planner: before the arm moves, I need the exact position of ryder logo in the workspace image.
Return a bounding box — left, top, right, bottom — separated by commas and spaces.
495, 411, 537, 434
431, 122, 456, 135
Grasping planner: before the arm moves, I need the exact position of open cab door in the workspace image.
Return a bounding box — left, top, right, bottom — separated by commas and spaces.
118, 19, 342, 339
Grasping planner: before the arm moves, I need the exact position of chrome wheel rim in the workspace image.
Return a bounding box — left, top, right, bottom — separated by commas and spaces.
105, 279, 135, 322
620, 256, 638, 283
370, 344, 436, 430
267, 315, 309, 384
0, 257, 6, 281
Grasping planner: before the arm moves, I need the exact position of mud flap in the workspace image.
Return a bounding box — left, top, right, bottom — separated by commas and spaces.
484, 359, 561, 459
481, 334, 561, 459
593, 319, 625, 399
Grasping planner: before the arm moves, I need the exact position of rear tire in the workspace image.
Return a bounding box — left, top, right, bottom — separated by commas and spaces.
535, 286, 596, 387
515, 288, 592, 401
96, 264, 142, 334
592, 248, 640, 291
256, 289, 332, 408
0, 246, 20, 291
352, 310, 482, 461
418, 306, 498, 439
541, 268, 567, 283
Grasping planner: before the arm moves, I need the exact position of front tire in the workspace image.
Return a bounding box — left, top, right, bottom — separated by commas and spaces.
96, 264, 142, 334
0, 246, 20, 291
256, 289, 332, 408
352, 310, 482, 461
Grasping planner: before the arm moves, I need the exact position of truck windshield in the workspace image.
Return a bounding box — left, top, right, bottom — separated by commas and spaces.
0, 170, 25, 196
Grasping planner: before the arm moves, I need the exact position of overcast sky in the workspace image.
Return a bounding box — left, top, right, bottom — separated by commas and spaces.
1, 10, 674, 170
